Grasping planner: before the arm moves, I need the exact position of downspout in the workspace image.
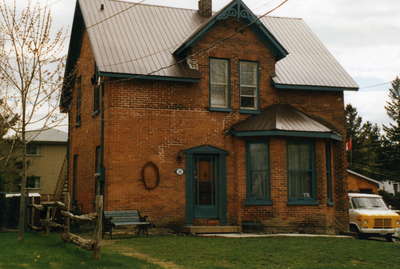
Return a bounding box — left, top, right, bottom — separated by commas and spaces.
96, 73, 106, 201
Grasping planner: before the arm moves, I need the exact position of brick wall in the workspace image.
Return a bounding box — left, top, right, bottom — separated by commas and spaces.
68, 18, 349, 233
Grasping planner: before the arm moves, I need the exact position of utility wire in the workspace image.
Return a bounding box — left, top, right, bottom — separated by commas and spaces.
105, 0, 289, 83
359, 81, 392, 90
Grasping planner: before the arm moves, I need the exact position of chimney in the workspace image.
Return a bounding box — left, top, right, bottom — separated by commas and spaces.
198, 0, 212, 17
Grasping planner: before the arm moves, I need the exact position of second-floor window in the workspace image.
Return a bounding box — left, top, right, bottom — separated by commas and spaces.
209, 58, 229, 109
239, 61, 258, 110
27, 176, 40, 189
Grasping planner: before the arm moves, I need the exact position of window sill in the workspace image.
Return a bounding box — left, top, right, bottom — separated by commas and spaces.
92, 110, 100, 117
245, 200, 272, 206
240, 109, 260, 115
288, 200, 319, 206
208, 107, 233, 113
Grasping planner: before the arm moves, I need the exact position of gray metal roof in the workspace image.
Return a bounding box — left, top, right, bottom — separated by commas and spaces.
26, 129, 68, 143
347, 169, 382, 186
77, 0, 358, 89
232, 104, 335, 133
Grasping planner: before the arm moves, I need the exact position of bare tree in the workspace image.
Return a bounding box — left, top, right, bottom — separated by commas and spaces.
0, 0, 67, 241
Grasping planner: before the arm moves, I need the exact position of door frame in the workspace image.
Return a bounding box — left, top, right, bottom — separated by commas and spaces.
184, 145, 228, 225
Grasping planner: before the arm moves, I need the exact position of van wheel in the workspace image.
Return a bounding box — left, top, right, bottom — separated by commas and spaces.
350, 224, 368, 240
385, 234, 396, 242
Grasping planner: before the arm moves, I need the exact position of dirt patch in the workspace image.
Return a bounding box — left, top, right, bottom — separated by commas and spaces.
107, 244, 182, 269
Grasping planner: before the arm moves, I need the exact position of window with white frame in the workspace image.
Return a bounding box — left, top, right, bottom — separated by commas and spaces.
209, 58, 229, 108
239, 61, 258, 110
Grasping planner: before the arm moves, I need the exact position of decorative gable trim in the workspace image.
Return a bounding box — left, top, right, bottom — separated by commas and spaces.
174, 0, 288, 60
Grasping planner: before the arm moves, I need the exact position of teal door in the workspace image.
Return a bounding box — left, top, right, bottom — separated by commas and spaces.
193, 154, 218, 218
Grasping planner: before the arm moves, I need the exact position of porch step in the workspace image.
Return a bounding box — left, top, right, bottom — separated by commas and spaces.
185, 226, 241, 234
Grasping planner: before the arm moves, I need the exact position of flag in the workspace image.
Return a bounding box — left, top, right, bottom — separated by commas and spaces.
346, 139, 352, 151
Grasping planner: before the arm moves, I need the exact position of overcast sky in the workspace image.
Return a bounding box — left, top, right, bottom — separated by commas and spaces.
50, 0, 400, 128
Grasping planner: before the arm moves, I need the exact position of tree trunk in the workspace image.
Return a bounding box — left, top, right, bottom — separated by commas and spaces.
18, 99, 27, 241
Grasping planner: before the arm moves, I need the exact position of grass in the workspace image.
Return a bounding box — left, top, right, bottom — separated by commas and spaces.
111, 235, 400, 269
2, 232, 400, 269
0, 232, 160, 269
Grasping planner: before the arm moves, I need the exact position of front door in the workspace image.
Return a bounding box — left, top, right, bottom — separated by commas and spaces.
193, 154, 218, 218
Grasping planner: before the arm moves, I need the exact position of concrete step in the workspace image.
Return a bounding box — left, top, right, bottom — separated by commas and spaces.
185, 226, 241, 234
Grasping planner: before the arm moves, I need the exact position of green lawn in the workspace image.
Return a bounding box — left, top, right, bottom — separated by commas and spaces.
1, 232, 400, 269
111, 235, 400, 269
0, 232, 160, 269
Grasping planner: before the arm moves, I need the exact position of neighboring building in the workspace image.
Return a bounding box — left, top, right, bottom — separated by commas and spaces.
61, 0, 359, 234
382, 180, 400, 196
347, 170, 381, 194
26, 129, 68, 201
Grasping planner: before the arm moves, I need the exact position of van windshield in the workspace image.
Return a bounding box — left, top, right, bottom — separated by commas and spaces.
351, 197, 388, 210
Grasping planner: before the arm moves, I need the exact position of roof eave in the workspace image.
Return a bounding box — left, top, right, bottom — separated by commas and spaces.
231, 130, 342, 141
99, 71, 200, 83
274, 82, 359, 92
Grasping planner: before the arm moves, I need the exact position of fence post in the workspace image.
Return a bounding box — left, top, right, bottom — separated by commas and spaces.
93, 195, 103, 259
65, 192, 71, 235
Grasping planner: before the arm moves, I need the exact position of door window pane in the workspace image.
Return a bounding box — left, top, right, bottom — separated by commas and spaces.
210, 59, 229, 108
195, 157, 215, 206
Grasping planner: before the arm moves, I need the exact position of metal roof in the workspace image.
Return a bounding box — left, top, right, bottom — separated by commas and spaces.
26, 129, 68, 143
231, 104, 341, 139
76, 0, 358, 89
347, 169, 382, 186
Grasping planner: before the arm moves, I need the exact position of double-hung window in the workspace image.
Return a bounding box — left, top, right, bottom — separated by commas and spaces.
239, 61, 258, 111
209, 58, 230, 109
246, 142, 270, 204
288, 140, 317, 204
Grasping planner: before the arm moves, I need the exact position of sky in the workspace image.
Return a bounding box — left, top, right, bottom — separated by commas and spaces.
49, 0, 400, 128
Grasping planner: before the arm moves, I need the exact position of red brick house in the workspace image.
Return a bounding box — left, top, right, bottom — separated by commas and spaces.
61, 0, 359, 234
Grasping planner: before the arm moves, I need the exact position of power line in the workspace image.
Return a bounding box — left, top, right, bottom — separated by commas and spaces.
106, 0, 289, 83
359, 81, 392, 90
87, 0, 147, 30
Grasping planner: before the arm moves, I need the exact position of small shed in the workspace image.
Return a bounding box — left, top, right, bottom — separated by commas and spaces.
347, 170, 381, 194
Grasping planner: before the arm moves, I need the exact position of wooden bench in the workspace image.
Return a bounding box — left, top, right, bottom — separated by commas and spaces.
103, 210, 151, 238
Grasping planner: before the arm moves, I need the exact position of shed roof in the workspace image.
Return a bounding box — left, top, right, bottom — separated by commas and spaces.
231, 104, 342, 140
69, 0, 358, 90
347, 170, 381, 187
26, 129, 68, 143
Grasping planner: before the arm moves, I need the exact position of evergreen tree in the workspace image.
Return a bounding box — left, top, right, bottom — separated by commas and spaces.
382, 77, 400, 177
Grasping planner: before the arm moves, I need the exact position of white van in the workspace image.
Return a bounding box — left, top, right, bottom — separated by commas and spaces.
349, 193, 400, 241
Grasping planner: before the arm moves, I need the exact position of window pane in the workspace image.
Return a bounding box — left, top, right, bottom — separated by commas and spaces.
210, 59, 229, 108
288, 142, 314, 200
210, 59, 228, 84
240, 96, 255, 109
247, 143, 269, 201
210, 85, 228, 107
240, 62, 258, 109
240, 62, 257, 85
240, 86, 256, 96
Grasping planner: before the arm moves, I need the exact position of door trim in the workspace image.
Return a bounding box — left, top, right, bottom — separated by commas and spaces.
184, 145, 228, 225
